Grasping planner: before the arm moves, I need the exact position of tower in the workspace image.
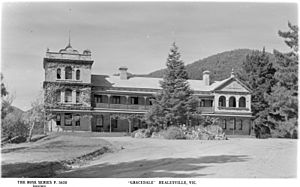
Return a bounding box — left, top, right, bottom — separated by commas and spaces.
43, 39, 94, 131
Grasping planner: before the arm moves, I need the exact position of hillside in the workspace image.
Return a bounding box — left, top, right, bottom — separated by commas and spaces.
146, 49, 273, 82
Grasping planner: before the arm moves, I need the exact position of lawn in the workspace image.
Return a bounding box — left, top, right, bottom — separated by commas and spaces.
1, 132, 114, 177
1, 132, 297, 178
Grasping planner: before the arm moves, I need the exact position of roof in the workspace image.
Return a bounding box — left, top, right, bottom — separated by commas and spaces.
91, 74, 237, 92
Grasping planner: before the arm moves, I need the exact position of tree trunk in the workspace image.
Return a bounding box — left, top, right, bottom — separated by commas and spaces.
27, 122, 35, 142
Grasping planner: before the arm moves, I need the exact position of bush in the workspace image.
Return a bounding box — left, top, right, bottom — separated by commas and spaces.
163, 126, 185, 139
254, 124, 271, 139
131, 129, 152, 138
183, 125, 226, 140
2, 112, 29, 141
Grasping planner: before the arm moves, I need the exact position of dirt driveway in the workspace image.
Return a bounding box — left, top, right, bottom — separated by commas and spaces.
58, 137, 297, 178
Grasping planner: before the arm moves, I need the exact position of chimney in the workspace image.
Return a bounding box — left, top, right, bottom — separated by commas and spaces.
203, 70, 210, 86
230, 68, 235, 78
119, 66, 128, 80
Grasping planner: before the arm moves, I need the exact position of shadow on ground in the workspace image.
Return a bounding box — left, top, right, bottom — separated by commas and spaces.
57, 155, 249, 178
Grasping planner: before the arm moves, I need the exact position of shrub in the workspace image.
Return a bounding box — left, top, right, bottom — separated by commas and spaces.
163, 126, 185, 139
2, 112, 29, 141
131, 128, 152, 138
254, 124, 271, 139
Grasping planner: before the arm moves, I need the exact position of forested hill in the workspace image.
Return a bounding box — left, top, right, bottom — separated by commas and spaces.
146, 49, 273, 82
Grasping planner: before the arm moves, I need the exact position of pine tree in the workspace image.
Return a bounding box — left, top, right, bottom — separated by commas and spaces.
266, 22, 298, 138
145, 43, 199, 128
237, 48, 276, 128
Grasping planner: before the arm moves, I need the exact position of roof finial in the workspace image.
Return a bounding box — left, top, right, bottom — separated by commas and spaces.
68, 30, 71, 47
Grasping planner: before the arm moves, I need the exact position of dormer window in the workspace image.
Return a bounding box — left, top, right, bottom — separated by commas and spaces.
57, 68, 61, 79
76, 69, 80, 80
65, 66, 72, 79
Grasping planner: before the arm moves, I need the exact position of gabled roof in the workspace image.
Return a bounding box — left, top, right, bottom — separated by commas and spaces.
213, 76, 252, 92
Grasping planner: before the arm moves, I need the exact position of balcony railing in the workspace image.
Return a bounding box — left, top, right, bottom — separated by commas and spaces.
199, 107, 214, 113
95, 103, 150, 110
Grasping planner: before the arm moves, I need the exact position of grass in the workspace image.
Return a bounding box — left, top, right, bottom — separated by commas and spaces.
1, 132, 114, 177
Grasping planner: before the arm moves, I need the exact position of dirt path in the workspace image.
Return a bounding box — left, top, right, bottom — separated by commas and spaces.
58, 137, 297, 178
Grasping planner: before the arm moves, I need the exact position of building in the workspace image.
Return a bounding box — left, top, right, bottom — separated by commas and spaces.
43, 43, 253, 135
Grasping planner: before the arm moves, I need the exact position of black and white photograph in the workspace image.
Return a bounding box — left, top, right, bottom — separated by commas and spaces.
0, 0, 298, 185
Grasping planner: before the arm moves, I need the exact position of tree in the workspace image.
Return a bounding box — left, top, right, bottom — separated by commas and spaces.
266, 22, 298, 138
23, 95, 45, 141
146, 43, 199, 128
237, 48, 276, 129
1, 74, 13, 120
23, 83, 60, 141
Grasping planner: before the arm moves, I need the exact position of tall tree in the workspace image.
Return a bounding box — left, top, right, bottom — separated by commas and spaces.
145, 43, 199, 128
1, 74, 13, 120
237, 48, 276, 128
266, 22, 298, 138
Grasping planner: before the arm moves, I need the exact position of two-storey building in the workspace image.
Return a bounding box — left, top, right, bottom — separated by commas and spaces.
43, 43, 253, 135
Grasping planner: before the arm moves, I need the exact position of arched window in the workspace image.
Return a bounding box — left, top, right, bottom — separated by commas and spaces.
239, 97, 246, 108
65, 89, 72, 103
76, 91, 80, 103
229, 96, 236, 107
57, 68, 61, 79
76, 70, 80, 80
56, 90, 61, 102
65, 66, 72, 80
218, 96, 226, 107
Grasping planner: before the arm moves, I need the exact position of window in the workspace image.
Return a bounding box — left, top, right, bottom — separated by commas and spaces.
112, 96, 121, 104
236, 119, 243, 130
76, 70, 80, 80
76, 91, 80, 103
56, 114, 61, 126
130, 97, 138, 105
95, 95, 103, 103
111, 118, 118, 128
65, 113, 72, 126
221, 119, 227, 129
56, 90, 61, 103
74, 114, 80, 126
229, 96, 236, 107
57, 68, 61, 79
228, 118, 236, 130
239, 97, 246, 108
200, 99, 213, 107
65, 89, 72, 103
65, 66, 72, 80
149, 97, 154, 105
96, 115, 104, 127
218, 96, 226, 107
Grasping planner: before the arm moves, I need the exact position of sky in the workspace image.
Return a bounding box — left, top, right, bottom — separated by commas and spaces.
1, 2, 298, 111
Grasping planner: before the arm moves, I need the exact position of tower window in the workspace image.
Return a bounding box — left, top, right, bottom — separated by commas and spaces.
64, 113, 72, 126
76, 70, 80, 80
74, 114, 80, 126
56, 90, 61, 103
76, 91, 80, 103
57, 68, 61, 79
76, 69, 80, 80
65, 66, 72, 80
65, 89, 72, 103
